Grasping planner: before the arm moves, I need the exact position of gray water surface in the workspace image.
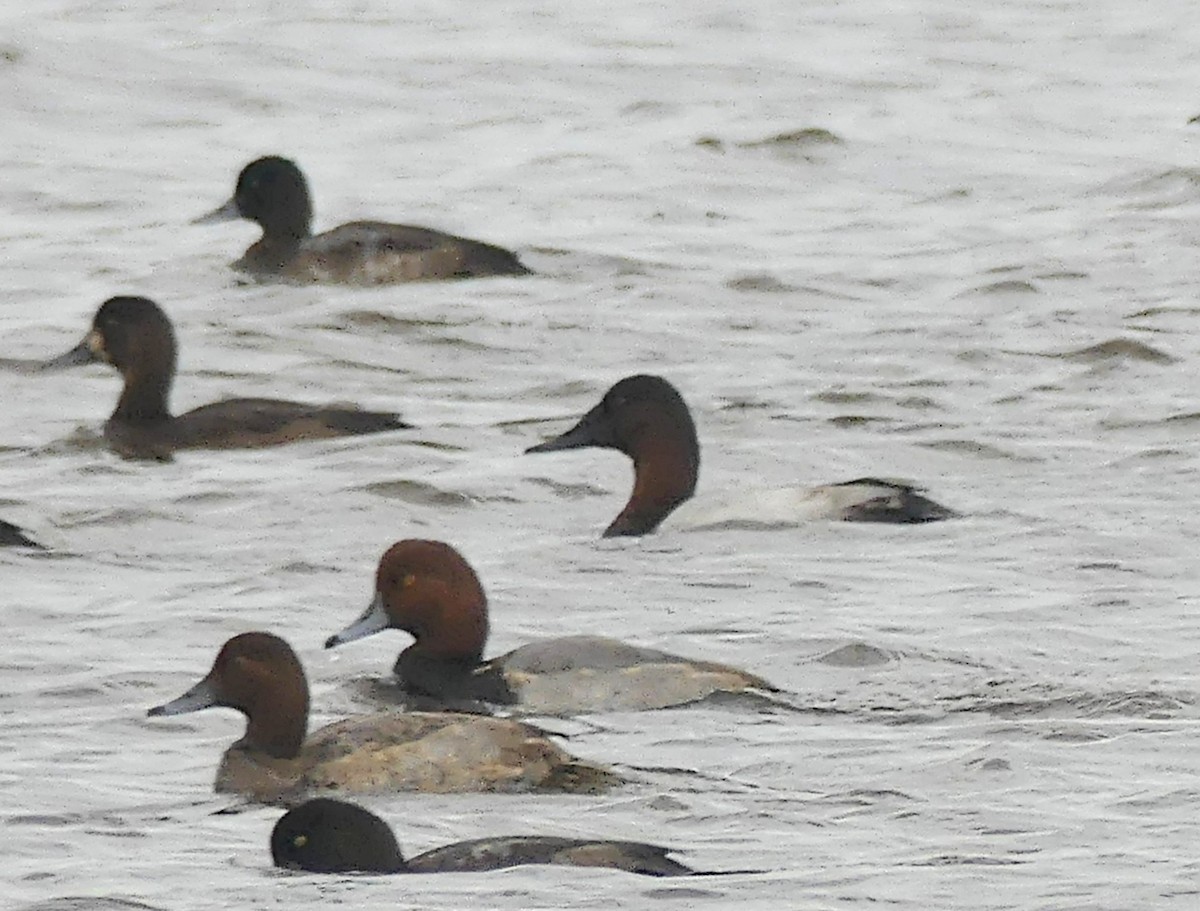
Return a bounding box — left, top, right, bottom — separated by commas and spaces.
3, 2, 1200, 909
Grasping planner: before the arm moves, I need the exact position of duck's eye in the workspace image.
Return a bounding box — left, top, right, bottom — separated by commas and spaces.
403, 573, 417, 589
293, 834, 308, 849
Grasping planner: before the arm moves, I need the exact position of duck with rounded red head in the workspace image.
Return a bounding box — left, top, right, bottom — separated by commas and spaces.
525, 374, 955, 535
147, 632, 621, 801
324, 539, 776, 715
41, 296, 410, 459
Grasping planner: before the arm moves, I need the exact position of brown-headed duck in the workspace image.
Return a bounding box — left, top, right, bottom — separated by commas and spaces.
42, 296, 409, 459
525, 374, 955, 536
195, 156, 531, 284
146, 632, 620, 802
271, 797, 698, 876
324, 539, 776, 715
0, 519, 40, 548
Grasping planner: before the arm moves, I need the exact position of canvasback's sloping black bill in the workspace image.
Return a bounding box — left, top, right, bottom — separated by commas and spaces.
147, 678, 219, 717
525, 404, 613, 454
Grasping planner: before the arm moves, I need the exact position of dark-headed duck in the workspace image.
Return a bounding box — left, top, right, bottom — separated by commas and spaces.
525, 374, 955, 536
195, 156, 531, 284
146, 632, 620, 801
324, 539, 775, 715
43, 296, 409, 459
271, 797, 697, 876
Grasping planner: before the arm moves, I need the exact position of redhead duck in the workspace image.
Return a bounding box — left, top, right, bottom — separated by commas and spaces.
0, 519, 40, 548
324, 539, 775, 715
525, 374, 955, 536
146, 632, 620, 801
272, 797, 696, 876
195, 156, 531, 284
42, 296, 409, 459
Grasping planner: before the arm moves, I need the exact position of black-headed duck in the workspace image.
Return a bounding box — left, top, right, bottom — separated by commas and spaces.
0, 519, 40, 548
43, 296, 409, 459
146, 632, 620, 802
272, 797, 696, 876
195, 156, 531, 284
324, 539, 776, 715
525, 374, 955, 536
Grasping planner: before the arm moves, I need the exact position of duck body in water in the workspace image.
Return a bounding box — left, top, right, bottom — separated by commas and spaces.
196, 156, 531, 284
526, 374, 955, 536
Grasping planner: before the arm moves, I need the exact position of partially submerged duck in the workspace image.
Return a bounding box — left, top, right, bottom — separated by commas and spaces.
0, 519, 40, 548
526, 374, 955, 536
325, 539, 776, 715
43, 296, 409, 459
146, 632, 620, 801
196, 156, 531, 284
271, 797, 696, 876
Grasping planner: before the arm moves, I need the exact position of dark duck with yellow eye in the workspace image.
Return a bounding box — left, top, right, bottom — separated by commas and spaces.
196, 156, 531, 284
42, 296, 410, 459
271, 798, 698, 876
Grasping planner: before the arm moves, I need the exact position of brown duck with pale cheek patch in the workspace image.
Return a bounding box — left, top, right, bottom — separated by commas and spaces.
146, 632, 620, 802
42, 296, 410, 459
525, 374, 956, 535
195, 156, 531, 285
325, 539, 777, 715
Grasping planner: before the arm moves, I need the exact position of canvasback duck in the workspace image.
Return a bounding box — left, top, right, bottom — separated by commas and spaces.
195, 156, 531, 284
42, 296, 410, 459
0, 519, 40, 548
525, 374, 955, 536
271, 797, 697, 876
146, 632, 620, 801
324, 539, 776, 715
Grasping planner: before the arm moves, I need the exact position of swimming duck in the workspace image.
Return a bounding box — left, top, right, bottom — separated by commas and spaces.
42, 296, 409, 459
146, 632, 620, 801
324, 539, 775, 715
195, 156, 531, 284
525, 374, 955, 536
0, 519, 40, 548
271, 797, 696, 876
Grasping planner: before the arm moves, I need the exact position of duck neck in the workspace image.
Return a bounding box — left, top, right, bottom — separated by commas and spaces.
394, 646, 516, 705
243, 232, 306, 273
606, 439, 699, 537
114, 364, 173, 424
239, 679, 309, 760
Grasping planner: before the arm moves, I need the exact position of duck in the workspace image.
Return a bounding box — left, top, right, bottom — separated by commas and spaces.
324, 539, 776, 715
0, 519, 40, 548
525, 374, 955, 536
145, 632, 620, 801
194, 156, 531, 284
271, 797, 697, 876
41, 296, 410, 459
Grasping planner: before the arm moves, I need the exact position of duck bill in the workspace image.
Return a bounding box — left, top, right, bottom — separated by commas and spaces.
325, 592, 390, 649
525, 404, 613, 454
147, 677, 219, 717
192, 198, 241, 225
41, 335, 101, 372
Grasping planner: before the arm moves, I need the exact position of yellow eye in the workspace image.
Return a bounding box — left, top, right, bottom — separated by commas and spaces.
293, 834, 308, 848
403, 573, 416, 588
